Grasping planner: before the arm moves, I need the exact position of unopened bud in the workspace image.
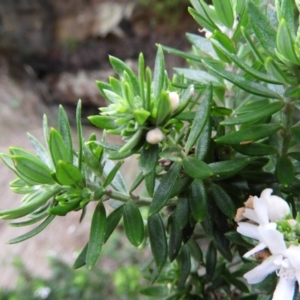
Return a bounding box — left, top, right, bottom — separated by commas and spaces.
146, 128, 165, 144
169, 91, 180, 112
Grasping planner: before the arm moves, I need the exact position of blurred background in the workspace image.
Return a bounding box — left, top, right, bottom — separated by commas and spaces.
0, 0, 197, 298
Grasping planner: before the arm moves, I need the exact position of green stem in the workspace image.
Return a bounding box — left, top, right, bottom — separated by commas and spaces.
104, 189, 178, 207
280, 101, 294, 156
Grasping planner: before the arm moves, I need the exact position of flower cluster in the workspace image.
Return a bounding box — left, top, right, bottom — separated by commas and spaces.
236, 189, 300, 300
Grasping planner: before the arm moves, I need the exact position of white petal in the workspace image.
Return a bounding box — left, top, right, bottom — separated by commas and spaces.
272, 277, 295, 300
260, 188, 273, 200
243, 242, 267, 258
258, 227, 286, 255
237, 222, 260, 240
260, 188, 290, 221
244, 256, 278, 284
243, 208, 260, 223
286, 245, 300, 270
253, 196, 269, 225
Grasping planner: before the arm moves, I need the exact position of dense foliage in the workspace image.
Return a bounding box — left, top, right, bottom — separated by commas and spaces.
2, 0, 300, 298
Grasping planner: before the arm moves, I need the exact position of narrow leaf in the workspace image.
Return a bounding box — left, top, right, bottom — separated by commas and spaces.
56, 160, 83, 185
212, 0, 234, 28
76, 100, 83, 171
86, 202, 107, 269
168, 215, 182, 262
73, 243, 88, 269
123, 199, 144, 246
103, 161, 124, 188
246, 0, 277, 58
148, 163, 181, 216
211, 184, 235, 218
12, 155, 55, 185
185, 84, 212, 153
49, 128, 69, 166
215, 124, 282, 144
188, 179, 207, 222
148, 213, 168, 272
153, 45, 165, 99
104, 205, 124, 243
209, 158, 250, 180
58, 105, 73, 163
139, 144, 159, 176
9, 215, 55, 244
183, 156, 213, 179
203, 60, 282, 99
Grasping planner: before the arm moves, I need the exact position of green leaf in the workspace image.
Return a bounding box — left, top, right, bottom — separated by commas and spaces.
58, 105, 73, 163
209, 158, 250, 180
233, 143, 277, 156
0, 186, 61, 219
211, 39, 281, 84
153, 45, 165, 99
48, 199, 80, 216
212, 0, 234, 28
103, 158, 128, 193
211, 31, 235, 63
182, 156, 213, 179
174, 68, 223, 87
49, 128, 69, 166
140, 286, 167, 297
175, 195, 190, 230
104, 205, 124, 243
277, 0, 296, 35
109, 56, 140, 96
56, 160, 83, 185
139, 144, 159, 176
215, 124, 282, 144
123, 199, 144, 247
185, 84, 212, 153
9, 212, 48, 227
211, 184, 235, 218
177, 246, 191, 288
188, 179, 207, 222
88, 115, 118, 130
148, 213, 168, 272
276, 19, 300, 65
73, 243, 88, 269
8, 215, 55, 244
161, 45, 202, 64
76, 100, 83, 171
187, 238, 203, 263
12, 155, 55, 185
27, 133, 54, 170
103, 161, 124, 188
291, 126, 300, 144
155, 91, 172, 125
168, 215, 182, 262
276, 156, 294, 187
246, 0, 277, 58
203, 60, 282, 99
119, 127, 143, 153
195, 118, 211, 161
86, 201, 107, 269
206, 241, 217, 280
222, 101, 284, 125
188, 6, 218, 33
133, 109, 150, 125
148, 163, 181, 216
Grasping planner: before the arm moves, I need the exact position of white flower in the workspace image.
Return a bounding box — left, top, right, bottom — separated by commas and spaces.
146, 128, 165, 144
168, 92, 180, 113
237, 196, 277, 257
243, 227, 300, 300
260, 189, 290, 222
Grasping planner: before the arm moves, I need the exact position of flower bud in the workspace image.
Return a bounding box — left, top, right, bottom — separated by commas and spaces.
146, 128, 165, 144
168, 92, 180, 113
260, 188, 290, 221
